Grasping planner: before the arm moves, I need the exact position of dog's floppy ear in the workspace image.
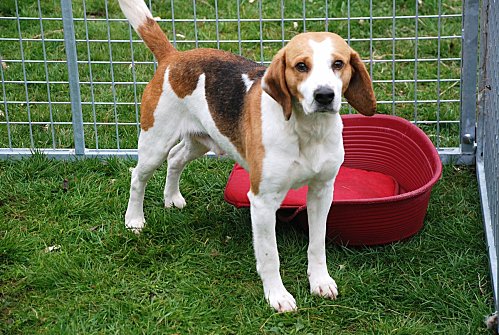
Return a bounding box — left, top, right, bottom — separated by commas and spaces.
344, 51, 377, 116
263, 49, 292, 120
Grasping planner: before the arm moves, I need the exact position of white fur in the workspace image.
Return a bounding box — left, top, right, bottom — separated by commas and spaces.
241, 74, 254, 92
118, 0, 153, 33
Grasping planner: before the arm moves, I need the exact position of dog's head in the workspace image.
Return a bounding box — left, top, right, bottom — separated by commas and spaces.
262, 32, 376, 120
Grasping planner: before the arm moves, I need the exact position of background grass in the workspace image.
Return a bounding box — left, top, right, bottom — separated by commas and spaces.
0, 0, 462, 151
0, 156, 493, 334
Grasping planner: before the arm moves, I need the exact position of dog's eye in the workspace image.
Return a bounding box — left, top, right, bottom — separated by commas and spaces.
295, 62, 308, 73
332, 60, 344, 70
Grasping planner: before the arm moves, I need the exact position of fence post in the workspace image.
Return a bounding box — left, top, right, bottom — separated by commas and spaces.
61, 0, 85, 156
460, 0, 479, 159
477, 0, 499, 325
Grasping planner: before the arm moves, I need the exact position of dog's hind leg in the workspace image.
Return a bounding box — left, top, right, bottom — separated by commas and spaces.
125, 130, 179, 233
164, 135, 209, 209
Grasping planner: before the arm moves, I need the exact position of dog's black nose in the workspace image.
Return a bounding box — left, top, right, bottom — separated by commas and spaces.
314, 87, 335, 105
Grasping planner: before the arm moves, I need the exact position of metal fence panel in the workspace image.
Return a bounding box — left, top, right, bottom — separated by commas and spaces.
0, 0, 467, 159
477, 0, 499, 322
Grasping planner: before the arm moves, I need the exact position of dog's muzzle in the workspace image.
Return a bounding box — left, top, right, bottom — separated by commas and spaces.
313, 86, 336, 113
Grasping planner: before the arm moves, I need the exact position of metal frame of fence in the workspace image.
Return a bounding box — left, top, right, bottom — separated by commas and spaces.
2, 0, 498, 325
0, 0, 476, 164
477, 0, 499, 328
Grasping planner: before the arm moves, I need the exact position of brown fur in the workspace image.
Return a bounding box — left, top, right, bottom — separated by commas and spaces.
343, 52, 377, 116
262, 49, 293, 120
137, 17, 176, 63
138, 42, 264, 131
241, 82, 265, 194
167, 53, 203, 99
279, 34, 315, 104
140, 63, 166, 131
167, 48, 267, 193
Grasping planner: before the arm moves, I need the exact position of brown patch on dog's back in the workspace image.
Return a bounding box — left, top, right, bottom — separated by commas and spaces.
168, 49, 261, 99
167, 52, 203, 99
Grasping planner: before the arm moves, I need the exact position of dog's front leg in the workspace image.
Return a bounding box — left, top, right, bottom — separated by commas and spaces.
248, 191, 297, 313
306, 179, 338, 299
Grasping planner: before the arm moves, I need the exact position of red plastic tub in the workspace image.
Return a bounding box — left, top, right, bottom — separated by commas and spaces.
224, 114, 442, 246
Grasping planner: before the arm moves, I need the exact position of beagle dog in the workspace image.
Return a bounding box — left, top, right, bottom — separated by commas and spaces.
119, 0, 376, 312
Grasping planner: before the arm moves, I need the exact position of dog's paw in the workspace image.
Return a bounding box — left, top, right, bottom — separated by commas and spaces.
125, 218, 145, 234
164, 193, 186, 209
309, 275, 338, 299
265, 288, 297, 313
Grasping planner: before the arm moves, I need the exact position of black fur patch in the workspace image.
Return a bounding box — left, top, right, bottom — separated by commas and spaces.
204, 56, 265, 139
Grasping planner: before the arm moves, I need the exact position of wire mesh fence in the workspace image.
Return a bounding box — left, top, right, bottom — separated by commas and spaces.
477, 0, 499, 326
0, 0, 470, 160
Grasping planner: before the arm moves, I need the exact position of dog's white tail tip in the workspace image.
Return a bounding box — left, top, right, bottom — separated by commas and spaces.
118, 0, 153, 32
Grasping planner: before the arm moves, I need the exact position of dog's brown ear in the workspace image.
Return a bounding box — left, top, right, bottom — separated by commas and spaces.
344, 51, 377, 116
263, 49, 292, 120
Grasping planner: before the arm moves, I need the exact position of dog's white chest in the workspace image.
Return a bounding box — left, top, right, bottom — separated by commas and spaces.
260, 99, 344, 192
288, 138, 344, 188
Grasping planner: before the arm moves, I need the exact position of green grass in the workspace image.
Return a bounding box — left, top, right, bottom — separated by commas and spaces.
0, 0, 462, 151
0, 155, 494, 334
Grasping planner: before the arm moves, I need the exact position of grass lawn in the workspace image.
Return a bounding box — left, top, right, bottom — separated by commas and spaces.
0, 156, 494, 334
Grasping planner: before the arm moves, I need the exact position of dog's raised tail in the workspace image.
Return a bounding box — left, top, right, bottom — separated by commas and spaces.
118, 0, 175, 62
